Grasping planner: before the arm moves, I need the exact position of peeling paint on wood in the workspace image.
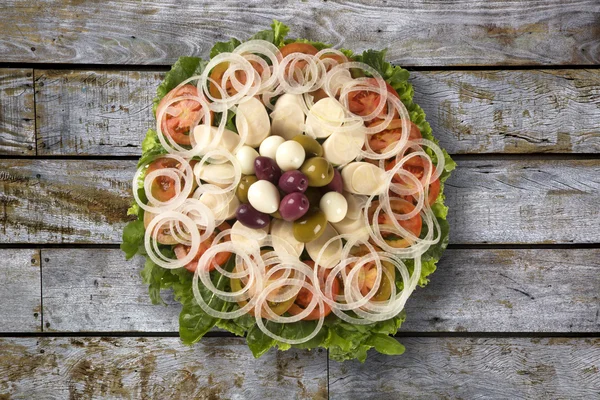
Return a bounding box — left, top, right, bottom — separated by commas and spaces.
32, 69, 600, 155
1, 159, 598, 244
0, 249, 41, 332
35, 70, 163, 156
413, 70, 600, 154
329, 338, 600, 399
0, 1, 599, 66
0, 337, 328, 399
0, 69, 35, 155
39, 248, 600, 333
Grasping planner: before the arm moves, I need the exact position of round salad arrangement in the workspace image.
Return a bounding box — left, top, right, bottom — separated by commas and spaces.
121, 21, 455, 362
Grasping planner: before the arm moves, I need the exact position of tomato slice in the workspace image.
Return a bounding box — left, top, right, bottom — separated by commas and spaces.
367, 119, 422, 153
279, 43, 319, 58
174, 222, 232, 272
368, 199, 422, 248
348, 78, 400, 118
209, 61, 264, 100
156, 84, 205, 146
287, 261, 340, 321
147, 157, 180, 202
386, 156, 440, 206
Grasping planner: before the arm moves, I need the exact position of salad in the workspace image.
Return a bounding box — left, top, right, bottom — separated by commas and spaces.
121, 21, 455, 362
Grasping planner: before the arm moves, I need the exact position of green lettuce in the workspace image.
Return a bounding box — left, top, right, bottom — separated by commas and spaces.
123, 20, 455, 362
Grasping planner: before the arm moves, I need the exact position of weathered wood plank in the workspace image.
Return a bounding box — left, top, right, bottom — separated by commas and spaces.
42, 249, 180, 332
414, 70, 600, 154
41, 248, 600, 333
0, 0, 599, 66
1, 159, 598, 244
35, 69, 600, 155
0, 249, 41, 332
329, 337, 600, 399
0, 337, 328, 399
35, 70, 163, 156
0, 69, 35, 155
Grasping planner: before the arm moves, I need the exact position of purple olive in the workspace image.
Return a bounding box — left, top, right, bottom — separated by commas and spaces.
279, 170, 309, 194
254, 156, 282, 184
235, 203, 270, 229
323, 168, 343, 193
279, 192, 310, 222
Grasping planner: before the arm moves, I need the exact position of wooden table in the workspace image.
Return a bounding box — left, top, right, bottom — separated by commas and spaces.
1, 1, 599, 398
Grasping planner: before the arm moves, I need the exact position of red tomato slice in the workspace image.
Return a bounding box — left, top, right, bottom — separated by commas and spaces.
175, 222, 232, 272
348, 78, 400, 118
147, 157, 180, 202
368, 199, 422, 248
287, 261, 340, 321
156, 84, 205, 146
279, 43, 319, 58
386, 156, 441, 206
367, 119, 422, 153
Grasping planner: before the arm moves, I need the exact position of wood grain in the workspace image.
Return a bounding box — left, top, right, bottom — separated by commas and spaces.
0, 337, 328, 399
0, 0, 599, 66
33, 69, 600, 155
413, 69, 600, 154
0, 69, 35, 155
1, 159, 598, 244
35, 70, 163, 155
0, 249, 41, 332
329, 337, 600, 399
40, 248, 600, 333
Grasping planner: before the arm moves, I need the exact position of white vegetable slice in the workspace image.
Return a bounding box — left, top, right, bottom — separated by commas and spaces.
194, 162, 236, 188
270, 96, 305, 140
306, 223, 342, 269
199, 192, 239, 221
231, 220, 270, 248
305, 98, 345, 139
270, 219, 304, 258
352, 163, 387, 195
332, 216, 370, 240
322, 124, 366, 166
236, 96, 271, 147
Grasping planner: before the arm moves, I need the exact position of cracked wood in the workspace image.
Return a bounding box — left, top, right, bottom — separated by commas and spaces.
0, 69, 35, 155
39, 248, 600, 333
33, 69, 600, 156
0, 0, 599, 66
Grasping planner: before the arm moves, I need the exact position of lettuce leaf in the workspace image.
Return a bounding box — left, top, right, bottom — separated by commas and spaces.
153, 57, 202, 114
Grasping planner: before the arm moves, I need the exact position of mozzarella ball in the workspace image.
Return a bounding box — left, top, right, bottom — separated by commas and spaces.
259, 135, 285, 159
275, 141, 306, 172
247, 180, 280, 214
235, 146, 259, 175
319, 191, 348, 223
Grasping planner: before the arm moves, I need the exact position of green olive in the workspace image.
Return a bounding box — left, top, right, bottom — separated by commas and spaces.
304, 187, 322, 208
293, 209, 327, 243
236, 175, 258, 203
299, 157, 334, 187
292, 135, 323, 158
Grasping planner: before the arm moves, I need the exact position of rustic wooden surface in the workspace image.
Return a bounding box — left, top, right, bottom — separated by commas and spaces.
0, 337, 328, 399
40, 248, 600, 333
0, 1, 599, 398
0, 249, 41, 332
32, 69, 600, 156
1, 159, 598, 244
1, 0, 599, 66
0, 69, 35, 155
329, 337, 600, 399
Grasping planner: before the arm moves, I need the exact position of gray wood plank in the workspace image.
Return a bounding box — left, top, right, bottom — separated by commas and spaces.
414, 70, 600, 154
0, 69, 35, 155
42, 249, 180, 332
35, 70, 163, 156
0, 337, 328, 399
0, 249, 41, 332
0, 159, 598, 244
41, 248, 600, 333
34, 69, 600, 155
329, 337, 600, 399
0, 0, 599, 66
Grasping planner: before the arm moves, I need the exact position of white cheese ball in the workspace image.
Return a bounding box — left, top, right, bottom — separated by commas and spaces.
235, 145, 259, 175
259, 135, 285, 160
319, 191, 348, 223
247, 180, 280, 214
275, 140, 306, 172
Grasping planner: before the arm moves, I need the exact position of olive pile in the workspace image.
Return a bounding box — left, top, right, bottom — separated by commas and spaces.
234, 135, 347, 243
